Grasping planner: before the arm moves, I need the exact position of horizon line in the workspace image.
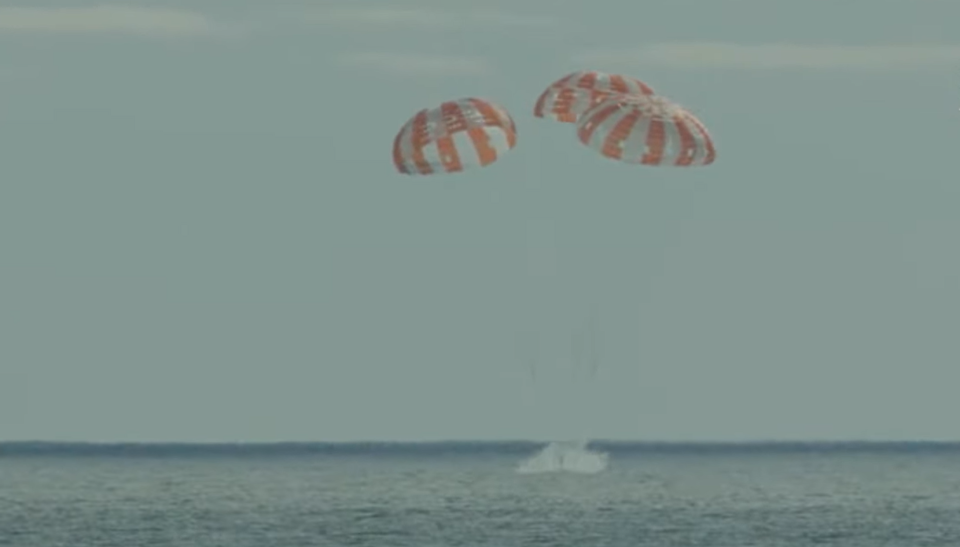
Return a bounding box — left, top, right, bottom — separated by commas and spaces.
3, 439, 959, 446
5, 439, 959, 457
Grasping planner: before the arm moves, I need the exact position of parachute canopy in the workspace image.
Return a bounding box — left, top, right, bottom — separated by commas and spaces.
534, 70, 656, 123
576, 95, 716, 166
392, 97, 518, 175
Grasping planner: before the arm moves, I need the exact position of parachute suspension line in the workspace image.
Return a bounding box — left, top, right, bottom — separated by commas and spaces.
517, 129, 546, 405
574, 306, 600, 443
529, 336, 538, 384
570, 326, 583, 380
566, 310, 600, 444
520, 123, 552, 392
588, 307, 600, 380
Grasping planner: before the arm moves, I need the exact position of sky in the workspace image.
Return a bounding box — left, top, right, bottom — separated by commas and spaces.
1, 1, 959, 443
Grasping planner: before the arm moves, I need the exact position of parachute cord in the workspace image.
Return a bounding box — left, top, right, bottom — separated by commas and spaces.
570, 327, 582, 380
587, 308, 600, 442
519, 136, 547, 435
588, 307, 599, 381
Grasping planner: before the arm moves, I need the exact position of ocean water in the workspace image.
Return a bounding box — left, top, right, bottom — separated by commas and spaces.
2, 441, 959, 546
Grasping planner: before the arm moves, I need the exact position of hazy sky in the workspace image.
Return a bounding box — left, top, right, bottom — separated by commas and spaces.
2, 1, 959, 443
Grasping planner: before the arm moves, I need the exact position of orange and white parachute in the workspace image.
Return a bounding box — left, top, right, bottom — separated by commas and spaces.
533, 70, 655, 123
576, 94, 716, 166
392, 98, 518, 175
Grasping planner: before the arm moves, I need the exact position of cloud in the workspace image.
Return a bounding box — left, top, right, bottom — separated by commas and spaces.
573, 43, 960, 70
337, 52, 492, 75
0, 6, 214, 36
309, 7, 556, 30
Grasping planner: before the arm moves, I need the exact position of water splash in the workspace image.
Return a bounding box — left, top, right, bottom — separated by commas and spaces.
516, 440, 608, 474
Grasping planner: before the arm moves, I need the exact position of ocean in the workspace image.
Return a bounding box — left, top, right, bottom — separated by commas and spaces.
1, 441, 959, 546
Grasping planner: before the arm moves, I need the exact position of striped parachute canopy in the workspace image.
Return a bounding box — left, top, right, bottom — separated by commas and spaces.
534, 70, 655, 124
392, 98, 518, 175
576, 94, 716, 167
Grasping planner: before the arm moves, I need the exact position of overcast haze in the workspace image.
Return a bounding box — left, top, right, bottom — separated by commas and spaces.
2, 1, 959, 443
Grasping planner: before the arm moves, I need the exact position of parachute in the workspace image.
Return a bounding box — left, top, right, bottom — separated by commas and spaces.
576, 94, 716, 166
533, 70, 656, 123
392, 97, 518, 175
386, 72, 717, 447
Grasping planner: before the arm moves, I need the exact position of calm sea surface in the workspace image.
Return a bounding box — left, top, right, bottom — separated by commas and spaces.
2, 442, 959, 546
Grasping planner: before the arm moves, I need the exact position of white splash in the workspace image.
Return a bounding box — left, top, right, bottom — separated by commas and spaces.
516, 440, 608, 474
